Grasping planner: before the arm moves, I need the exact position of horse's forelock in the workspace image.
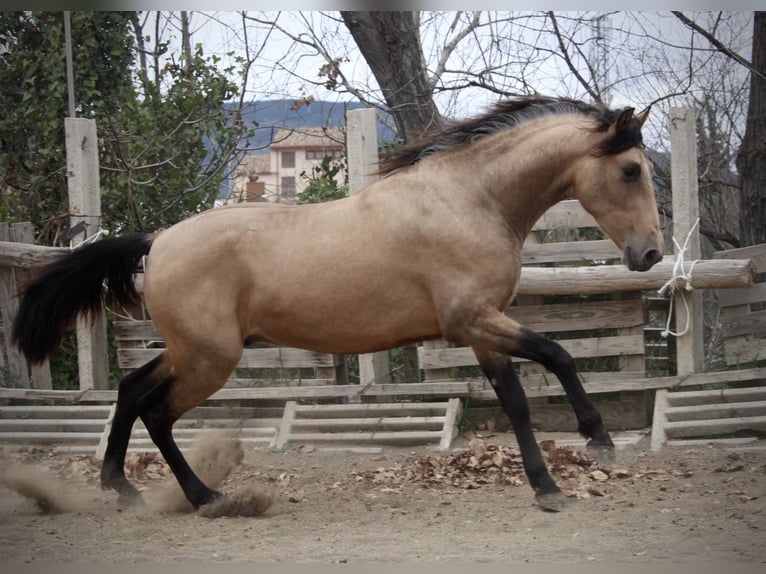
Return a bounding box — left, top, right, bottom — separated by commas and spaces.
591, 111, 645, 156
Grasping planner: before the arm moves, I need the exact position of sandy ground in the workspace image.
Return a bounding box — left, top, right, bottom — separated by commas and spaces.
0, 430, 764, 564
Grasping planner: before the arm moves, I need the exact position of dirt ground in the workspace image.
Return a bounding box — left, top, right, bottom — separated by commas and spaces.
0, 430, 764, 564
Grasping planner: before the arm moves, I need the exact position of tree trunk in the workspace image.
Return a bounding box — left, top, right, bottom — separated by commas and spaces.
340, 11, 443, 142
737, 12, 766, 247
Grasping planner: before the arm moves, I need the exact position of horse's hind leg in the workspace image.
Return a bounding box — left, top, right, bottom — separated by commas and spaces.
136, 350, 241, 509
101, 353, 172, 504
472, 347, 568, 512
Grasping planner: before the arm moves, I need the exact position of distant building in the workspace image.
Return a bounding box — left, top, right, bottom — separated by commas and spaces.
228, 127, 344, 204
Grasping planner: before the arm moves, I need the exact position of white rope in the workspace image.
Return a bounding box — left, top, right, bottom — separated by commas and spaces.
658, 217, 700, 338
69, 227, 109, 249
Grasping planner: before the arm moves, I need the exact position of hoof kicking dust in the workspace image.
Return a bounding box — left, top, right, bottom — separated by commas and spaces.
0, 430, 272, 518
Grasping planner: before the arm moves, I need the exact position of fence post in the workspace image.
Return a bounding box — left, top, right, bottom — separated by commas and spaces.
346, 108, 391, 390
65, 117, 109, 391
669, 107, 704, 376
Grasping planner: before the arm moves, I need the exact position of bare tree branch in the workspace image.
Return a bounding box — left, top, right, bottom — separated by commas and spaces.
548, 12, 601, 102
672, 11, 765, 80
429, 12, 482, 89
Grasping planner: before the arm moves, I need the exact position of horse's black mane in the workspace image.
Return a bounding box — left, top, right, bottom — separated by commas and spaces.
379, 95, 643, 175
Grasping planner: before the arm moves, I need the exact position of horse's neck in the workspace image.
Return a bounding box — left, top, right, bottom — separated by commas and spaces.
479, 120, 592, 237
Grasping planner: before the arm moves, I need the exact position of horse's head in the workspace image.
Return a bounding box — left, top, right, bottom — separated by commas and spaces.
572, 107, 664, 272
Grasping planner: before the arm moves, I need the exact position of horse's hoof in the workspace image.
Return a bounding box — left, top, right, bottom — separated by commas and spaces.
536, 491, 570, 513
587, 442, 616, 467
198, 489, 224, 507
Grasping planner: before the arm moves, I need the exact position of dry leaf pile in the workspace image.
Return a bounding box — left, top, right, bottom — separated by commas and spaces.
351, 439, 633, 499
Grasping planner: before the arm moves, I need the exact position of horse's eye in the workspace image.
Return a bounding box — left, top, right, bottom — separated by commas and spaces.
622, 163, 641, 181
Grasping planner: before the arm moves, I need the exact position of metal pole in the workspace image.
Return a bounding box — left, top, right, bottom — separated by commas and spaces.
64, 11, 76, 118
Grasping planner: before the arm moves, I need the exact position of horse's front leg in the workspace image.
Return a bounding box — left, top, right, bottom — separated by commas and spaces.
459, 311, 614, 449
472, 346, 568, 512
502, 324, 617, 465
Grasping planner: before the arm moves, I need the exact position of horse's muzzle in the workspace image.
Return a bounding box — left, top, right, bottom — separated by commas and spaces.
624, 245, 663, 272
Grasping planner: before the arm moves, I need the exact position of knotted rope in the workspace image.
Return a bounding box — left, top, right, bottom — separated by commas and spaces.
658, 217, 700, 338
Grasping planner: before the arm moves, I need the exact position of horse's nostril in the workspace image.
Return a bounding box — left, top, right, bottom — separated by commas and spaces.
644, 249, 662, 267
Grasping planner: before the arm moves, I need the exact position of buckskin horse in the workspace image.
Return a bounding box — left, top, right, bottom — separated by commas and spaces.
13, 95, 663, 513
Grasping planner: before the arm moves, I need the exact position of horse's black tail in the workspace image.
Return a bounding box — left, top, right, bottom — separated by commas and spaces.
12, 233, 154, 365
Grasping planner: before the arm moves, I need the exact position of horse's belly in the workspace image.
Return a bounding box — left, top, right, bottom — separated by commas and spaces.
246, 288, 441, 354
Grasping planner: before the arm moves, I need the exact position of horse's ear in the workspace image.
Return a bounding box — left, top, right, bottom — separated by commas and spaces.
636, 106, 651, 128
614, 107, 635, 132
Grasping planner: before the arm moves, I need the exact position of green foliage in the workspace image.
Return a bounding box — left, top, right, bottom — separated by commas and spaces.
298, 155, 349, 204
0, 12, 137, 242
0, 11, 252, 242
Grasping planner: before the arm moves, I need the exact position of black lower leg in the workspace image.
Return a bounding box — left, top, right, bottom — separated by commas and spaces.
513, 329, 613, 447
101, 356, 166, 500
137, 376, 222, 508
482, 356, 560, 497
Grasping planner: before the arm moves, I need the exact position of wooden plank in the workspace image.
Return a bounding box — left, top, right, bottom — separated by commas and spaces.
469, 368, 766, 400
665, 437, 759, 447
117, 347, 339, 370
650, 389, 669, 450
670, 106, 703, 376
520, 392, 647, 432
11, 222, 52, 390
274, 401, 296, 449
439, 398, 462, 451
112, 320, 160, 341
293, 402, 450, 417
96, 403, 116, 460
713, 243, 766, 273
663, 415, 766, 438
289, 416, 446, 432
135, 417, 280, 430
532, 199, 598, 230
419, 334, 644, 370
720, 310, 766, 338
284, 430, 444, 444
0, 223, 30, 388
226, 378, 335, 388
518, 369, 644, 387
716, 283, 766, 308
724, 337, 765, 365
1, 368, 764, 404
129, 427, 276, 439
0, 382, 479, 402
521, 239, 621, 265
422, 339, 451, 381
0, 405, 112, 418
0, 419, 107, 432
0, 241, 67, 269
665, 400, 766, 422
507, 298, 644, 332
0, 431, 104, 443
516, 258, 754, 295
664, 386, 766, 406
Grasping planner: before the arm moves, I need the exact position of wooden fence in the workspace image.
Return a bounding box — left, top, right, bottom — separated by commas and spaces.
714, 244, 766, 367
